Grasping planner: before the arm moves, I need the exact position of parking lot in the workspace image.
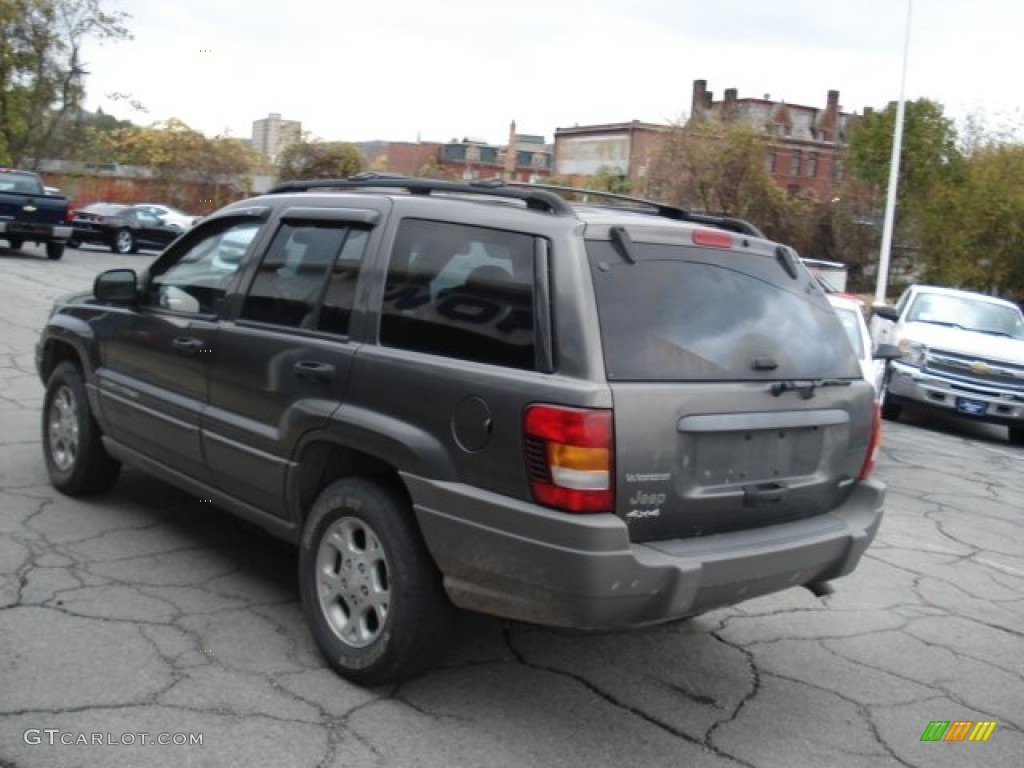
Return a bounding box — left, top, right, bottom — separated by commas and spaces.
2, 244, 1022, 767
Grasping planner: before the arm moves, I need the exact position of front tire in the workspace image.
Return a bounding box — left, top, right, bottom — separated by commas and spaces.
42, 362, 121, 495
6, 238, 23, 250
46, 242, 65, 260
1009, 426, 1024, 446
112, 229, 135, 254
299, 477, 454, 686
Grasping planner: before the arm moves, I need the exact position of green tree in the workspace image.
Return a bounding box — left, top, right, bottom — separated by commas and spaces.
277, 141, 367, 181
0, 0, 130, 166
916, 143, 1024, 296
587, 165, 631, 194
845, 98, 963, 215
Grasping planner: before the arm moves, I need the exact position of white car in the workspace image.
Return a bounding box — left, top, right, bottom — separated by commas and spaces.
132, 203, 199, 230
829, 294, 886, 394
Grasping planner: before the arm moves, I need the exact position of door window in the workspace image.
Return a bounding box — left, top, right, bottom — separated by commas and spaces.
240, 222, 369, 333
146, 219, 262, 315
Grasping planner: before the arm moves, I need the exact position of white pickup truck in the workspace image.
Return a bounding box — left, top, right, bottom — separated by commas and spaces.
870, 285, 1024, 444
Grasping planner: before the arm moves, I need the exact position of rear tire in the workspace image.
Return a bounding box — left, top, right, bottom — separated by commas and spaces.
112, 229, 135, 254
42, 362, 121, 495
6, 238, 23, 250
46, 242, 64, 260
298, 477, 454, 685
1009, 426, 1024, 446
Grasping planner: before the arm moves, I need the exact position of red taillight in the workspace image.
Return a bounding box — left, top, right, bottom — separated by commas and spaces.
692, 229, 733, 249
64, 207, 74, 222
524, 405, 613, 513
858, 402, 882, 480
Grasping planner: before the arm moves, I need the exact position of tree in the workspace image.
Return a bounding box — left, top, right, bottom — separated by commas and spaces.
92, 118, 259, 206
0, 0, 130, 166
845, 98, 963, 216
277, 141, 367, 181
915, 143, 1024, 296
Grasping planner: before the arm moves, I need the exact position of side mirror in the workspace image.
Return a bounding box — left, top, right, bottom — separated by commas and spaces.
873, 343, 902, 361
872, 305, 899, 322
94, 269, 138, 304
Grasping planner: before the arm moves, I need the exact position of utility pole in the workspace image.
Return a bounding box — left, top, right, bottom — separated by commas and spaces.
874, 0, 913, 306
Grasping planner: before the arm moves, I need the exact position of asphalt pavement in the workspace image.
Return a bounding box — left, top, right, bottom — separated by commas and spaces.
1, 244, 1022, 767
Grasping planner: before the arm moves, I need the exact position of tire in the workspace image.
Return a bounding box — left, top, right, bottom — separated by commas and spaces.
1009, 426, 1024, 446
46, 242, 65, 260
68, 238, 81, 248
112, 229, 135, 254
41, 362, 121, 495
880, 391, 902, 421
299, 477, 455, 685
6, 238, 23, 250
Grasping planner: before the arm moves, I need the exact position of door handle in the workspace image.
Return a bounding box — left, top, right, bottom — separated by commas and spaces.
293, 360, 335, 383
172, 337, 206, 355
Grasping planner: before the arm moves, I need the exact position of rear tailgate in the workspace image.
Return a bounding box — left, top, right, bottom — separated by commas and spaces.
611, 381, 873, 541
585, 233, 873, 542
0, 193, 68, 230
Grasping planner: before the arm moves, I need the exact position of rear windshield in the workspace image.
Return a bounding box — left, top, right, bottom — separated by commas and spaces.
587, 241, 861, 381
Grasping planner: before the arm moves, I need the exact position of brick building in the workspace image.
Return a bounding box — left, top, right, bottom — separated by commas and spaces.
385, 122, 553, 182
689, 80, 856, 200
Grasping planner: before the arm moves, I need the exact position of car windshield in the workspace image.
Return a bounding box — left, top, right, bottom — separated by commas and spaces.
907, 294, 1024, 339
586, 240, 861, 381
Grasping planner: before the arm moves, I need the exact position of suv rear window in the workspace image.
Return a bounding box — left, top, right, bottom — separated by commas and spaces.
587, 241, 861, 381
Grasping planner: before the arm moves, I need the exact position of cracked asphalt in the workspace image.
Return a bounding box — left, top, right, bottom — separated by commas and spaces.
2, 245, 1022, 767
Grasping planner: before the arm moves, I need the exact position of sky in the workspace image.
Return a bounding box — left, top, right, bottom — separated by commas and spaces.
80, 0, 1023, 145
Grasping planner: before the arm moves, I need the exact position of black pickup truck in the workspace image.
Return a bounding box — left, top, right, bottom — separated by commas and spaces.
0, 168, 72, 260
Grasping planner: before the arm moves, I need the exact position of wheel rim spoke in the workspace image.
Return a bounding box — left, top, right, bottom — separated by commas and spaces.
316, 516, 391, 648
48, 386, 79, 471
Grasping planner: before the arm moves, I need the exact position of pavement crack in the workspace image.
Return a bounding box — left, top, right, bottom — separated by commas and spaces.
502, 624, 755, 767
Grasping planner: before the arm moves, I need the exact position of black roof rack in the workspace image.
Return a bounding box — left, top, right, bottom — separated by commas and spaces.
267, 173, 575, 216
502, 181, 764, 237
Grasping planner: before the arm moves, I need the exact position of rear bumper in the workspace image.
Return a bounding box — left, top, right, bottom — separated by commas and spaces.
888, 361, 1024, 426
0, 221, 72, 240
406, 474, 885, 629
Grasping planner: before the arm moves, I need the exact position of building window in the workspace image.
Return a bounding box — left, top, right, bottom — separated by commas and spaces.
789, 151, 802, 177
806, 153, 818, 178
465, 146, 481, 163
766, 150, 777, 173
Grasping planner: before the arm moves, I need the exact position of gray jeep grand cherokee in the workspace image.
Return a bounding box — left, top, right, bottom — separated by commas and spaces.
36, 177, 885, 685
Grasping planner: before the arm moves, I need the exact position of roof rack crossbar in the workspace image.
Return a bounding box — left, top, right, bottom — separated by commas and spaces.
267, 173, 575, 216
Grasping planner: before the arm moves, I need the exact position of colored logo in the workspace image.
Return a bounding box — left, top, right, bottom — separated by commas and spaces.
920, 720, 996, 742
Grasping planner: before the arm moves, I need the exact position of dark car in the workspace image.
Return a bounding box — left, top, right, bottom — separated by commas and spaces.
37, 176, 885, 686
69, 202, 183, 254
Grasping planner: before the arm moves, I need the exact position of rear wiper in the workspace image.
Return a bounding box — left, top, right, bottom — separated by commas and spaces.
770, 379, 851, 399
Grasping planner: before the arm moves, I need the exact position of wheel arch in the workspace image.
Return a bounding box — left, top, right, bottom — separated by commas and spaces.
286, 438, 412, 536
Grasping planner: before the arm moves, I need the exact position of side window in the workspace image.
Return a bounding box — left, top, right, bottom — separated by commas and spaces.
380, 219, 536, 370
147, 219, 262, 315
240, 222, 367, 332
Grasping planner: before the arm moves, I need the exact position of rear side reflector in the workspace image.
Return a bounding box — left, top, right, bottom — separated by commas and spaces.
524, 405, 613, 513
692, 229, 733, 249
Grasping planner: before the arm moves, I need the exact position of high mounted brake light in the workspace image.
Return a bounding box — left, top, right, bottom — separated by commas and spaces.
692, 229, 733, 249
524, 405, 614, 513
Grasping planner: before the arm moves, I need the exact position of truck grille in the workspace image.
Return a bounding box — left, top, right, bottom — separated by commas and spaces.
926, 350, 1024, 395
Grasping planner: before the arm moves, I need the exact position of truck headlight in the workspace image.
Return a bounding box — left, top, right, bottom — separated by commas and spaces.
898, 339, 927, 367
